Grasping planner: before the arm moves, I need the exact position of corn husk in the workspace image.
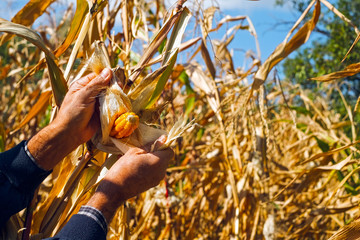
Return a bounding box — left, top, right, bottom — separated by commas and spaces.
88, 42, 190, 154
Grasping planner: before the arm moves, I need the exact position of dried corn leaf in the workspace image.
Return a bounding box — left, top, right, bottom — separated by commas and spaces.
54, 0, 89, 57
155, 118, 195, 151
0, 0, 55, 44
201, 39, 216, 79
315, 154, 352, 171
31, 155, 76, 233
186, 62, 220, 114
327, 166, 360, 204
128, 8, 183, 83
204, 6, 218, 30
299, 140, 360, 165
162, 7, 190, 65
320, 0, 359, 34
144, 37, 201, 67
342, 32, 360, 63
63, 7, 92, 80
210, 15, 246, 33
144, 8, 190, 107
328, 219, 360, 240
39, 151, 94, 236
11, 90, 52, 133
310, 62, 360, 82
131, 6, 149, 42
251, 0, 320, 92
0, 18, 67, 106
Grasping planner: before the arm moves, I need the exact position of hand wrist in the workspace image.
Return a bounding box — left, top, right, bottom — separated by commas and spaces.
50, 118, 84, 147
27, 121, 80, 170
87, 192, 123, 223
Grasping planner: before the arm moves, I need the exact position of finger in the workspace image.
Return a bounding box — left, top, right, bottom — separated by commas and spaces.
153, 135, 167, 151
125, 146, 147, 156
143, 135, 167, 152
152, 148, 174, 162
88, 108, 101, 134
69, 73, 97, 92
84, 68, 112, 97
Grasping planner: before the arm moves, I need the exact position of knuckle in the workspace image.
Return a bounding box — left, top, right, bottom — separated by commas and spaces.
149, 155, 161, 166
167, 149, 175, 158
95, 74, 106, 84
155, 170, 166, 183
85, 74, 94, 82
128, 147, 143, 155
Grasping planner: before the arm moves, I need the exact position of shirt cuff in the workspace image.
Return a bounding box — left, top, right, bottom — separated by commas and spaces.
0, 140, 52, 194
24, 140, 48, 171
77, 206, 108, 234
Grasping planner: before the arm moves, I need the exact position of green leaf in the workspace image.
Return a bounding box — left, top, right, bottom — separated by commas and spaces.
196, 128, 205, 142
178, 70, 196, 116
179, 70, 194, 93
315, 137, 330, 152
185, 95, 196, 116
158, 38, 167, 54
289, 105, 312, 116
146, 49, 179, 108
296, 123, 308, 132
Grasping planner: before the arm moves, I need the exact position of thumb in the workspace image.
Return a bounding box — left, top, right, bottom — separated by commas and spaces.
141, 135, 167, 152
149, 135, 168, 152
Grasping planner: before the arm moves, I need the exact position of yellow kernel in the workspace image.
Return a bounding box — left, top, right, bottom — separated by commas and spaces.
110, 112, 139, 138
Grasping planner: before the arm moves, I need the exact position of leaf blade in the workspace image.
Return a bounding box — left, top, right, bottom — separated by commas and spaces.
0, 18, 68, 106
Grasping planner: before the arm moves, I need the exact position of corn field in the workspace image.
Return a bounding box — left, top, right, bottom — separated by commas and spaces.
2, 0, 360, 239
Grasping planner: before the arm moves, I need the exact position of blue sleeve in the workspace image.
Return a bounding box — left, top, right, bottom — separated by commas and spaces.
45, 214, 106, 240
0, 141, 52, 226
0, 142, 107, 240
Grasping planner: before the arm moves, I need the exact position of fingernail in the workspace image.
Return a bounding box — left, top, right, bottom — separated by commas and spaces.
157, 135, 167, 145
100, 68, 112, 78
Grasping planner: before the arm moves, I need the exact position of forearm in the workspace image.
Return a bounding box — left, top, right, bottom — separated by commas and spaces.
86, 190, 123, 224
27, 121, 80, 171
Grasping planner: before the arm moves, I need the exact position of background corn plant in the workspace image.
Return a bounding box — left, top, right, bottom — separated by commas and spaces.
2, 0, 360, 239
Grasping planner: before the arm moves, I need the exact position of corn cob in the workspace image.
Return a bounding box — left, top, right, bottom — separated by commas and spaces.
110, 112, 140, 138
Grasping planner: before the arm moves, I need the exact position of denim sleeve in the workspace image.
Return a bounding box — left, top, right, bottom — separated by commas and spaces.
0, 142, 107, 240
44, 214, 106, 240
0, 141, 52, 226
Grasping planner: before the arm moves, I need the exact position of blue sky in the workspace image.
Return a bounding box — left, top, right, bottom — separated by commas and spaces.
0, 0, 317, 71
168, 0, 303, 65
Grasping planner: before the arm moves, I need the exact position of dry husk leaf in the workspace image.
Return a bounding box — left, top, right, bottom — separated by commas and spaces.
88, 42, 189, 154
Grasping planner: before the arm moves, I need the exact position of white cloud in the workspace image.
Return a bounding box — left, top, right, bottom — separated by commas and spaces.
215, 0, 278, 10
165, 0, 289, 13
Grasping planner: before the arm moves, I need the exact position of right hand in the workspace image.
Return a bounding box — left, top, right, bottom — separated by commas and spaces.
87, 137, 174, 222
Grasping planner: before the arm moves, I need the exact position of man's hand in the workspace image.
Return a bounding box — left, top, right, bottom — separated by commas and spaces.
27, 68, 112, 170
53, 68, 112, 145
87, 139, 174, 223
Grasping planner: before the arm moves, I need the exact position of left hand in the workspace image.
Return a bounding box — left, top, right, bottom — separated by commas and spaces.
27, 68, 112, 170
53, 68, 112, 146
